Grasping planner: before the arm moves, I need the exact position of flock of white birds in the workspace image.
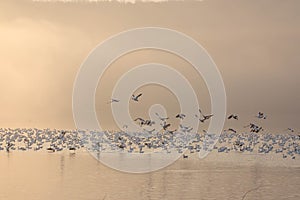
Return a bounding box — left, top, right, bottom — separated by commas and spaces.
0, 93, 298, 160
0, 125, 299, 160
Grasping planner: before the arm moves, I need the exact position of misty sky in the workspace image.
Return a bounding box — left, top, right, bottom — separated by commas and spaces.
0, 0, 299, 132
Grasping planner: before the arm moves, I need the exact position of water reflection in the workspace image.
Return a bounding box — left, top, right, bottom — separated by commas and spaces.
0, 152, 300, 200
60, 154, 65, 177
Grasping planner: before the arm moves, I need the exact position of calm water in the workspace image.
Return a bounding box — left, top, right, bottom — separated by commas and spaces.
0, 152, 300, 200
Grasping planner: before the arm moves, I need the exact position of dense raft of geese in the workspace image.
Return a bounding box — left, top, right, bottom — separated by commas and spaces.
0, 128, 299, 160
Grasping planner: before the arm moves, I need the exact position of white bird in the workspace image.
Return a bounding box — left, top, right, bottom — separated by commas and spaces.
143, 128, 156, 134
155, 112, 169, 121
286, 128, 295, 133
180, 124, 193, 133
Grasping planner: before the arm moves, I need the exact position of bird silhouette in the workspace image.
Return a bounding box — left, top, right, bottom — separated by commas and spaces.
175, 113, 186, 120
131, 93, 142, 102
255, 112, 267, 119
107, 98, 120, 104
228, 114, 238, 120
196, 108, 213, 123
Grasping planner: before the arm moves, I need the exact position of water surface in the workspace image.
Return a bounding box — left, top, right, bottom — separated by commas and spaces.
0, 152, 299, 200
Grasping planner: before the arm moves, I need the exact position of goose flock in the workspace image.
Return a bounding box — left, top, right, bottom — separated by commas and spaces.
0, 92, 299, 160
0, 126, 299, 160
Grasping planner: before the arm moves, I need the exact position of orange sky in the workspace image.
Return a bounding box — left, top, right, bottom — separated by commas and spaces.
0, 0, 299, 132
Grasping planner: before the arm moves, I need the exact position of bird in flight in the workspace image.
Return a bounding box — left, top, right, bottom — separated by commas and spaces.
166, 129, 177, 135
175, 113, 186, 120
255, 112, 267, 119
196, 108, 213, 123
143, 128, 156, 134
244, 123, 257, 129
107, 98, 120, 104
228, 114, 238, 120
134, 118, 155, 127
160, 120, 171, 130
180, 124, 193, 133
134, 118, 145, 127
244, 123, 263, 133
131, 93, 142, 102
226, 128, 237, 133
155, 112, 169, 122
